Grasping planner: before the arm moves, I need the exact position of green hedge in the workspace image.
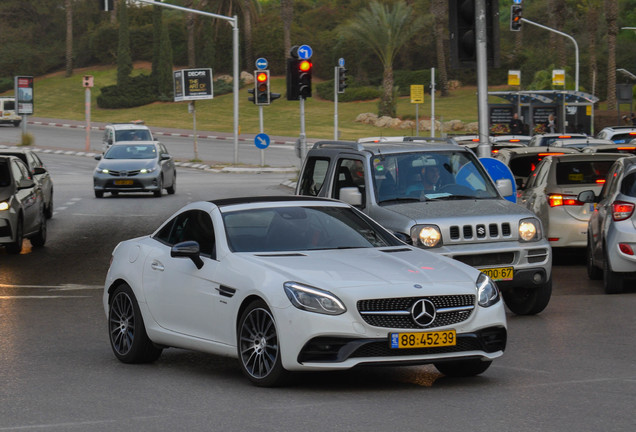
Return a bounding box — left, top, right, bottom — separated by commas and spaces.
97, 74, 157, 109
0, 78, 13, 94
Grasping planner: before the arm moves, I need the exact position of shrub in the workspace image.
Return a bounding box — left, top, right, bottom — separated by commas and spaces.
315, 80, 380, 101
0, 78, 13, 93
20, 133, 34, 147
97, 74, 157, 108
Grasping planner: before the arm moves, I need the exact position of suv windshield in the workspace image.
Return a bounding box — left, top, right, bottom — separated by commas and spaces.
105, 144, 157, 160
373, 150, 499, 203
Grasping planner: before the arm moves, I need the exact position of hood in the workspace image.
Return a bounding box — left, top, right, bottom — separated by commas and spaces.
0, 187, 13, 202
378, 198, 533, 223
239, 247, 478, 291
98, 159, 157, 171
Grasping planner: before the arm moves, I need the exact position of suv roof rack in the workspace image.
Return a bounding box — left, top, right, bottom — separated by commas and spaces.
312, 141, 366, 151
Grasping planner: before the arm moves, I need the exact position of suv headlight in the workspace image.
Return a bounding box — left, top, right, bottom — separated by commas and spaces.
410, 224, 442, 248
519, 217, 542, 242
284, 282, 346, 315
477, 273, 500, 307
0, 201, 9, 211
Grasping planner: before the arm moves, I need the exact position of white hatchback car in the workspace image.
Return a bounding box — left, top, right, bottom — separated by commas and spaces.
103, 197, 507, 386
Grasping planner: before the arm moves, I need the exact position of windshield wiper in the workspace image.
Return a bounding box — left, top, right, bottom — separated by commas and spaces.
378, 197, 421, 204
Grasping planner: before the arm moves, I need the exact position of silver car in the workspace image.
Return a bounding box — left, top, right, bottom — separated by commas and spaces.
580, 156, 636, 294
519, 153, 623, 249
0, 148, 54, 218
0, 155, 47, 254
93, 141, 176, 198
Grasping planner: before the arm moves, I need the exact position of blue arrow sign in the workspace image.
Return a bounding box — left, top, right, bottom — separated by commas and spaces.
255, 133, 270, 149
339, 58, 345, 67
255, 58, 268, 70
298, 45, 313, 59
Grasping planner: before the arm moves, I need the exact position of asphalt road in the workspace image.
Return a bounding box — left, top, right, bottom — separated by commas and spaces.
0, 152, 635, 432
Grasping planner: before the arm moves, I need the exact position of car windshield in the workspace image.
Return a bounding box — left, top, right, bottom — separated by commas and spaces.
115, 129, 152, 141
373, 150, 499, 203
104, 144, 157, 160
222, 205, 402, 252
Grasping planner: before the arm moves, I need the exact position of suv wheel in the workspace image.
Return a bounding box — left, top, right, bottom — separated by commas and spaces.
503, 279, 552, 315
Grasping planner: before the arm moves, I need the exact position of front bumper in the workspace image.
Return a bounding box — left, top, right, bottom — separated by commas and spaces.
430, 240, 552, 290
0, 214, 16, 244
94, 172, 161, 193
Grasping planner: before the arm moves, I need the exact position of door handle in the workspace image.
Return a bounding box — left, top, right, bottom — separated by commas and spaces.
151, 260, 164, 271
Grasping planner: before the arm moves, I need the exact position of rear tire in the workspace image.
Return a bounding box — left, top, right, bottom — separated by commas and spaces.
108, 283, 162, 363
153, 177, 163, 197
435, 359, 492, 377
603, 250, 623, 294
44, 192, 53, 219
503, 279, 552, 315
587, 236, 602, 280
166, 173, 176, 195
95, 190, 103, 198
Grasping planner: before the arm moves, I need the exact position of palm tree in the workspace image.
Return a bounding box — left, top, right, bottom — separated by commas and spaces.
281, 0, 293, 59
430, 0, 449, 97
605, 0, 618, 110
340, 1, 424, 117
574, 0, 601, 95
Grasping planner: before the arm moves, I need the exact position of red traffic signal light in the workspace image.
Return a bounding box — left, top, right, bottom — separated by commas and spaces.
510, 5, 522, 31
298, 60, 312, 98
255, 70, 270, 105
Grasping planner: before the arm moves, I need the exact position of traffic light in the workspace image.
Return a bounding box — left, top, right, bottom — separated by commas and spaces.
337, 66, 348, 94
286, 58, 313, 100
255, 70, 270, 105
510, 5, 522, 31
298, 60, 312, 98
449, 0, 500, 69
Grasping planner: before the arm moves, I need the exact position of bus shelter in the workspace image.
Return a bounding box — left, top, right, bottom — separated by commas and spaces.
488, 90, 599, 135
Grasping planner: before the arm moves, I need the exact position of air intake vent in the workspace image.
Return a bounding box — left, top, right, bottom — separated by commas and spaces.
502, 223, 511, 236
463, 225, 473, 239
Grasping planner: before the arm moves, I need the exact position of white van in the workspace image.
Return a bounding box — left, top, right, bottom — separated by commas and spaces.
0, 97, 21, 127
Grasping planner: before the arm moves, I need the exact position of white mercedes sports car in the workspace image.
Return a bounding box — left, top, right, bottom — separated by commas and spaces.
103, 197, 507, 386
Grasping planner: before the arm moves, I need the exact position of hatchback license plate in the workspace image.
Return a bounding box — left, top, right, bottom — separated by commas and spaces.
389, 330, 456, 349
480, 266, 513, 281
114, 180, 133, 185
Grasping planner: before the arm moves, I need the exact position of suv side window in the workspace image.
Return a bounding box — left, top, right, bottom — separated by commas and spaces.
333, 158, 365, 201
298, 157, 329, 196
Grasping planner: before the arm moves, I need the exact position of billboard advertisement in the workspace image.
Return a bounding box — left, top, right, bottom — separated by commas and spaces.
173, 69, 213, 102
15, 76, 34, 115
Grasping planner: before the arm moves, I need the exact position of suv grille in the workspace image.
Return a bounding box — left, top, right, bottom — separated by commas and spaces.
450, 222, 511, 241
357, 295, 475, 329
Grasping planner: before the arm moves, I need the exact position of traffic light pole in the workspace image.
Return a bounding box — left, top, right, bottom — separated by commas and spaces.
131, 0, 240, 164
520, 18, 579, 91
334, 67, 339, 140
476, 0, 491, 158
300, 98, 307, 160
259, 105, 265, 167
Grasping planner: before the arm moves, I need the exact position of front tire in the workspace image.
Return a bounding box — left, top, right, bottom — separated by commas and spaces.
435, 359, 492, 377
237, 300, 288, 387
108, 283, 162, 363
44, 192, 53, 219
503, 279, 552, 315
6, 217, 23, 254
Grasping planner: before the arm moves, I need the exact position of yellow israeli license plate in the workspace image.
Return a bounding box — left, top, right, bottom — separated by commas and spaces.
114, 180, 133, 185
389, 330, 456, 349
480, 266, 513, 281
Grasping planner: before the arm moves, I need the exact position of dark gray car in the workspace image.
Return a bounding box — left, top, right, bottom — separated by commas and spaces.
93, 141, 176, 198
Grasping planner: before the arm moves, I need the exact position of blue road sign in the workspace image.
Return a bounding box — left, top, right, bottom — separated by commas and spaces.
255, 133, 270, 149
255, 58, 268, 70
513, 0, 522, 3
298, 45, 313, 59
339, 58, 345, 67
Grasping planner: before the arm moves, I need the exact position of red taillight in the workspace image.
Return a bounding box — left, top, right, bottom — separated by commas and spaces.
548, 194, 583, 207
558, 135, 572, 139
538, 153, 566, 156
491, 149, 500, 154
618, 243, 635, 255
617, 147, 636, 150
509, 139, 520, 142
629, 132, 636, 136
612, 201, 635, 221
596, 179, 606, 184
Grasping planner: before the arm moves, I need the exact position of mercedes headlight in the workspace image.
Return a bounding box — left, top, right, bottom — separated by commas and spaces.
0, 201, 8, 211
477, 273, 500, 307
411, 225, 442, 248
284, 282, 346, 315
519, 218, 541, 242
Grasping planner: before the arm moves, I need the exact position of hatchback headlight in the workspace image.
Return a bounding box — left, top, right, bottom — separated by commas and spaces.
477, 273, 500, 307
519, 218, 541, 242
140, 167, 156, 174
97, 168, 109, 174
411, 224, 442, 248
284, 282, 346, 315
0, 201, 8, 211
